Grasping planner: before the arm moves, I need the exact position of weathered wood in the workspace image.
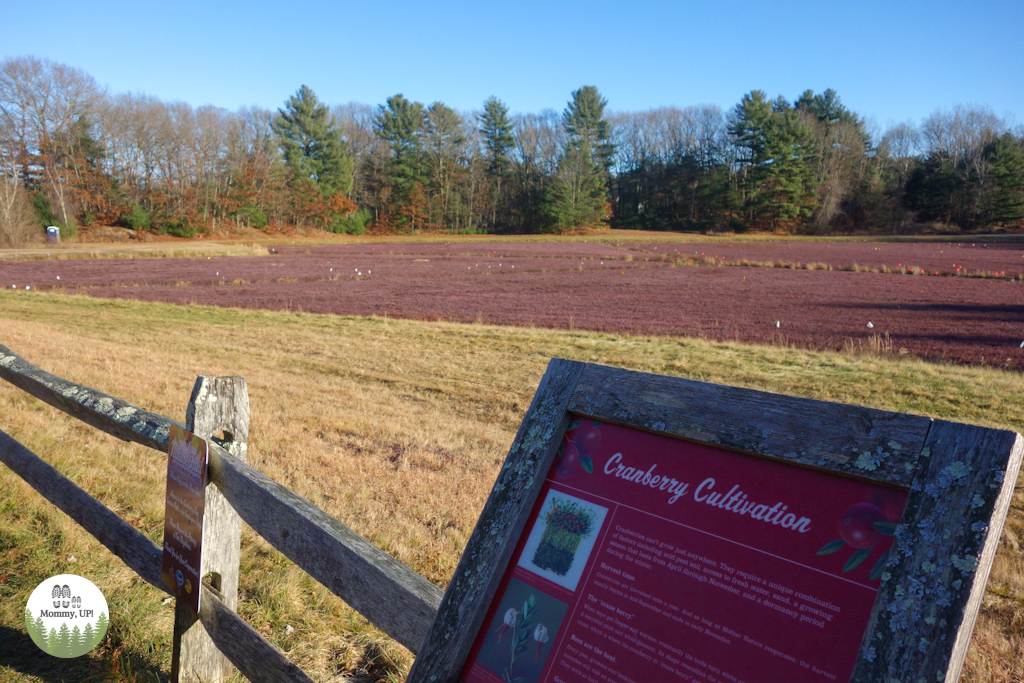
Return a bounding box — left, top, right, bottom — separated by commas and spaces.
0, 344, 176, 452
0, 343, 443, 651
0, 429, 312, 683
411, 359, 1024, 683
407, 358, 586, 681
0, 427, 165, 590
851, 422, 1024, 683
173, 376, 250, 683
569, 362, 934, 487
199, 586, 315, 683
207, 442, 443, 654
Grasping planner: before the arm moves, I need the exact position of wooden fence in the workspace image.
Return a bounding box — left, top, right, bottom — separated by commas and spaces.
0, 343, 444, 683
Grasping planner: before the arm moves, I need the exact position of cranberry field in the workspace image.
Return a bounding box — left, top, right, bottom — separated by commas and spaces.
4, 239, 1023, 369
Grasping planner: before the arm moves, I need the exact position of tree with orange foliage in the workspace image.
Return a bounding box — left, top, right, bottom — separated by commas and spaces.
398, 182, 433, 232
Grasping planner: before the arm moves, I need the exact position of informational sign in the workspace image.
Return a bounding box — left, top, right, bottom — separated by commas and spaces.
461, 421, 906, 683
161, 424, 209, 614
408, 359, 1023, 683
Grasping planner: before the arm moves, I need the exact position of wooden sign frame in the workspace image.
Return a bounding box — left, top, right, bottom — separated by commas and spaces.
409, 359, 1023, 683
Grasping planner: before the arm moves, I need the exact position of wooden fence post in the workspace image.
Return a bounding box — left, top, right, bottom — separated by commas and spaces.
172, 376, 250, 683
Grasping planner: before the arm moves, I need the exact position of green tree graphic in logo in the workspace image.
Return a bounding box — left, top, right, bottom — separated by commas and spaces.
25, 575, 109, 658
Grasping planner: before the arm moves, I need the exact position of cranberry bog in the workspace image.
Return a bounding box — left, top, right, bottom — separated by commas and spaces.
3, 239, 1024, 369
2, 258, 1024, 683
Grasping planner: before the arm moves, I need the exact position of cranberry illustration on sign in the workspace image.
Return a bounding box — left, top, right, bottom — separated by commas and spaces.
555, 420, 602, 478
495, 608, 517, 642
818, 489, 904, 580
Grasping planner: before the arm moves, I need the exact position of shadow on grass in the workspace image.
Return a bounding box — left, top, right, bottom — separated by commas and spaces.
0, 624, 168, 682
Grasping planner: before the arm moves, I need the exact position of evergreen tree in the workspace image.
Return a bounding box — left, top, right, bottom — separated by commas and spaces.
82, 622, 95, 654
424, 102, 465, 155
57, 622, 71, 657
730, 90, 772, 226
70, 624, 85, 657
374, 93, 427, 200
563, 86, 615, 171
795, 88, 865, 136
272, 85, 354, 197
730, 91, 818, 230
540, 86, 614, 231
480, 97, 516, 229
93, 612, 109, 649
480, 97, 515, 178
48, 627, 58, 655
36, 613, 47, 649
542, 142, 608, 232
763, 97, 818, 228
25, 608, 42, 648
905, 154, 958, 224
984, 133, 1024, 225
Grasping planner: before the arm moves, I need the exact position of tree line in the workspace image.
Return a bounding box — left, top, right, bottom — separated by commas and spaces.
1, 55, 1022, 246
24, 607, 108, 658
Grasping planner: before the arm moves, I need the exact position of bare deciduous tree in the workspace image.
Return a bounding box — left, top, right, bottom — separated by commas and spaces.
0, 154, 35, 246
0, 56, 103, 232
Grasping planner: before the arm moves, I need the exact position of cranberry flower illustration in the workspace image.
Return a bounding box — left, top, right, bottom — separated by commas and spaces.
495, 607, 517, 642
533, 623, 549, 661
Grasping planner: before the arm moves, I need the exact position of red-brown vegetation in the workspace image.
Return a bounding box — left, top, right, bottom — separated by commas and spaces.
4, 240, 1023, 369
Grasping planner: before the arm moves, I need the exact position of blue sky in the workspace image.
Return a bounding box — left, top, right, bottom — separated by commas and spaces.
4, 0, 1022, 129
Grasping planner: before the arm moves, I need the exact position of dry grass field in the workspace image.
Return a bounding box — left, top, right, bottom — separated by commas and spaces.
0, 241, 270, 262
0, 290, 1022, 682
3, 228, 1022, 263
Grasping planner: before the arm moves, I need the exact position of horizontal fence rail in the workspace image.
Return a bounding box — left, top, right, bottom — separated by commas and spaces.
0, 428, 313, 683
0, 344, 446, 677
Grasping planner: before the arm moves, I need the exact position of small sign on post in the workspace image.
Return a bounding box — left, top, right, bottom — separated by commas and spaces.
161, 424, 209, 614
409, 359, 1023, 683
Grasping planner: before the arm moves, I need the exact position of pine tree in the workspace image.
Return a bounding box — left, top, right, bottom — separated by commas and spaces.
984, 133, 1024, 225
57, 622, 71, 657
563, 86, 615, 171
25, 608, 42, 648
70, 625, 85, 657
34, 615, 49, 652
480, 97, 515, 178
374, 93, 427, 201
93, 612, 108, 649
82, 622, 95, 654
905, 154, 958, 224
48, 627, 58, 655
480, 97, 516, 229
272, 85, 354, 197
794, 88, 866, 136
542, 142, 608, 232
541, 87, 613, 231
730, 91, 818, 231
36, 614, 47, 648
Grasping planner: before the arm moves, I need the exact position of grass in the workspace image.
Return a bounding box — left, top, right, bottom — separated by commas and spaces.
227, 227, 1024, 246
650, 251, 1023, 281
3, 228, 1023, 265
0, 291, 1021, 681
0, 242, 269, 262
